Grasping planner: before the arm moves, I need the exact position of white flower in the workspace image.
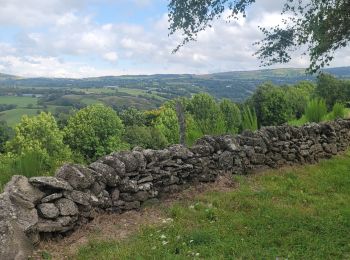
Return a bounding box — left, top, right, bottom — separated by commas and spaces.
190, 240, 194, 243
162, 241, 169, 245
160, 234, 167, 239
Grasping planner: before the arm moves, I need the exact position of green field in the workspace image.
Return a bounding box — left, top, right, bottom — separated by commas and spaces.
0, 108, 39, 126
0, 96, 38, 107
76, 152, 350, 259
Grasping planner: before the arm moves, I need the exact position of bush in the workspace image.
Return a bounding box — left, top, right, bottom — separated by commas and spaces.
64, 104, 128, 161
241, 106, 258, 131
330, 102, 346, 120
305, 98, 327, 123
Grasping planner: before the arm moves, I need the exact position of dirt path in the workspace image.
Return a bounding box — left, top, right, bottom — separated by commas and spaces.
33, 174, 235, 259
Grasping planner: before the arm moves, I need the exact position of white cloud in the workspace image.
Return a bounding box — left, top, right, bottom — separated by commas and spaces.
103, 52, 118, 62
0, 0, 349, 77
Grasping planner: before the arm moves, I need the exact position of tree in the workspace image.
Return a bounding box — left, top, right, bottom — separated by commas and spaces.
188, 93, 225, 135
154, 106, 180, 145
7, 112, 71, 168
64, 104, 128, 161
123, 125, 168, 149
285, 81, 315, 119
219, 99, 241, 134
168, 0, 350, 73
315, 73, 350, 108
250, 83, 293, 126
119, 107, 146, 127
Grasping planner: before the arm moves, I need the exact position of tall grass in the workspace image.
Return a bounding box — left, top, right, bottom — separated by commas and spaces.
0, 151, 48, 191
305, 98, 327, 123
241, 106, 258, 131
329, 102, 345, 120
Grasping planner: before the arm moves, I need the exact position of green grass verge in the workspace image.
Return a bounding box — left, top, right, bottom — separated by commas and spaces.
77, 152, 350, 259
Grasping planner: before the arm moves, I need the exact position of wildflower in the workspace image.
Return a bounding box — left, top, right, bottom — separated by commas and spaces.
160, 234, 167, 239
162, 241, 169, 245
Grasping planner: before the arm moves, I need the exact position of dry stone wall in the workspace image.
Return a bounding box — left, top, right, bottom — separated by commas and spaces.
2, 119, 350, 259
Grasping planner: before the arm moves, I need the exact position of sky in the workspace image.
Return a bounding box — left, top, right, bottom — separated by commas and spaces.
0, 0, 349, 78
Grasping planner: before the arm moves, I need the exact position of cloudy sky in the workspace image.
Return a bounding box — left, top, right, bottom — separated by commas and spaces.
0, 0, 349, 78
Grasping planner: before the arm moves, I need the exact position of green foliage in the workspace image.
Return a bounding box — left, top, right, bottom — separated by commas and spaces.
6, 112, 71, 169
64, 104, 127, 161
315, 74, 350, 108
154, 106, 179, 145
76, 152, 350, 259
219, 99, 241, 134
169, 1, 350, 73
251, 83, 293, 126
123, 126, 168, 150
285, 81, 315, 118
0, 121, 13, 153
0, 152, 48, 191
185, 113, 203, 146
304, 98, 328, 123
330, 103, 346, 120
119, 107, 146, 127
241, 106, 258, 131
188, 93, 225, 135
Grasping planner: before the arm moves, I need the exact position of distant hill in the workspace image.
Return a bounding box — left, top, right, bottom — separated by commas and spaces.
1, 66, 350, 102
0, 73, 21, 81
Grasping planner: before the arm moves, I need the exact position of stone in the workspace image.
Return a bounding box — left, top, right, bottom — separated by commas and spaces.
100, 155, 126, 175
0, 192, 34, 260
55, 164, 95, 190
119, 179, 138, 193
64, 190, 90, 206
114, 151, 140, 172
89, 162, 120, 187
37, 203, 60, 219
218, 151, 233, 169
167, 144, 194, 159
37, 216, 77, 233
41, 193, 63, 203
5, 175, 45, 208
55, 198, 79, 216
4, 177, 39, 232
190, 144, 213, 156
29, 176, 73, 191
111, 189, 120, 202
138, 175, 153, 184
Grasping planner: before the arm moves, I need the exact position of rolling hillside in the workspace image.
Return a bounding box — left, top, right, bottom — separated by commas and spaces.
0, 67, 349, 102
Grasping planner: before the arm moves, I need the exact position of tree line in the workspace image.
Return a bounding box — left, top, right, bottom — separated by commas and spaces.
0, 73, 349, 188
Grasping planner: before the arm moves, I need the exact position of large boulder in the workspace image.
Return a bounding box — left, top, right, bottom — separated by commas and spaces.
55, 164, 95, 190
5, 176, 40, 233
0, 192, 34, 260
5, 175, 45, 208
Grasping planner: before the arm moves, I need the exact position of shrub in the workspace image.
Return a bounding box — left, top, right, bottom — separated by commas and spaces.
304, 98, 327, 123
64, 104, 128, 161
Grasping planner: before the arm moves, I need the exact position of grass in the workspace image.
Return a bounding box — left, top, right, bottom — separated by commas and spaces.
0, 108, 39, 126
76, 152, 350, 259
0, 96, 38, 107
